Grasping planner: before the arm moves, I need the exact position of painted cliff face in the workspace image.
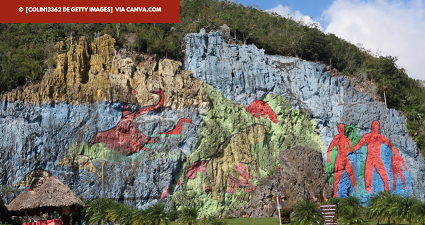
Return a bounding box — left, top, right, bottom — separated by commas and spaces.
326, 122, 412, 203
172, 85, 323, 217
0, 35, 209, 207
1, 31, 423, 218
186, 124, 270, 200
183, 30, 423, 215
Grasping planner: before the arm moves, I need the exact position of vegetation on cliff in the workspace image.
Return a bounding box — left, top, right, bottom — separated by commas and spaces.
0, 0, 423, 152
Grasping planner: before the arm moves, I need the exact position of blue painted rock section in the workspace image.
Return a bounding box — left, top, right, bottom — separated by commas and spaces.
184, 29, 425, 202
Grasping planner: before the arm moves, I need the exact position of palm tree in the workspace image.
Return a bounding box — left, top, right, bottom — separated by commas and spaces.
106, 202, 134, 225
367, 192, 399, 225
413, 201, 425, 225
84, 198, 120, 225
365, 193, 382, 224
178, 207, 199, 225
337, 196, 365, 225
146, 203, 170, 225
393, 195, 422, 225
291, 199, 323, 225
130, 208, 149, 225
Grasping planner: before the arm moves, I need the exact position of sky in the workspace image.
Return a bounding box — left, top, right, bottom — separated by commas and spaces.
236, 0, 425, 81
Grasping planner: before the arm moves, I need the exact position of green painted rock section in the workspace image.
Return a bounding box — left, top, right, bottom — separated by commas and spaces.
172, 84, 323, 217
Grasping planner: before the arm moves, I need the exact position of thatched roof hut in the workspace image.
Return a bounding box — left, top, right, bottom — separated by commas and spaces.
7, 176, 84, 212
6, 189, 36, 212
27, 176, 85, 210
7, 177, 85, 225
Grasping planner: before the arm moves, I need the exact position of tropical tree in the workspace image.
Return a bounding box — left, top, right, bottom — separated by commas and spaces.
413, 201, 425, 225
367, 192, 399, 225
106, 202, 134, 225
337, 196, 365, 225
291, 199, 323, 225
130, 208, 149, 225
392, 195, 422, 225
84, 198, 121, 225
146, 203, 170, 225
178, 207, 199, 225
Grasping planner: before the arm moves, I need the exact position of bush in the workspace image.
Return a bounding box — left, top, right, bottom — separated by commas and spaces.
291, 200, 323, 225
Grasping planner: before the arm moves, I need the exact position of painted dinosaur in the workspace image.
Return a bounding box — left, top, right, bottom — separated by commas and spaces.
186, 123, 270, 200
158, 118, 193, 135
57, 155, 100, 177
243, 100, 278, 123
91, 88, 164, 154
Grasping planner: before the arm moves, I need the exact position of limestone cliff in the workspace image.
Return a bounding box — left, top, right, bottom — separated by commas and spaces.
0, 35, 208, 207
0, 30, 424, 218
184, 29, 425, 205
1, 35, 208, 109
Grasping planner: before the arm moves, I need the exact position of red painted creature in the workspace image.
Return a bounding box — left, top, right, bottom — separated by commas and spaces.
184, 124, 269, 199
91, 88, 164, 154
243, 100, 278, 123
226, 162, 257, 193
158, 118, 192, 135
328, 124, 357, 197
352, 120, 399, 193
185, 161, 257, 194
391, 149, 408, 190
186, 161, 208, 179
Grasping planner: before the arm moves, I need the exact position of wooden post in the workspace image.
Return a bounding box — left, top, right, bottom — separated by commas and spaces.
78, 208, 81, 225
40, 211, 42, 225
25, 211, 28, 225
70, 206, 73, 225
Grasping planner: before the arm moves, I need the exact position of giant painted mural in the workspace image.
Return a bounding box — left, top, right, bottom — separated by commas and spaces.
326, 121, 412, 203
0, 31, 424, 218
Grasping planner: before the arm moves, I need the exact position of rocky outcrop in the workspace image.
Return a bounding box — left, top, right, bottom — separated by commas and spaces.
170, 84, 324, 218
0, 35, 208, 207
255, 146, 332, 205
1, 30, 424, 217
184, 29, 425, 204
1, 35, 208, 109
226, 146, 332, 218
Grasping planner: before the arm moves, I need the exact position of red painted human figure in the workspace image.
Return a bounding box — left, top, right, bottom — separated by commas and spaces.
327, 124, 357, 197
391, 149, 408, 190
91, 88, 164, 154
158, 118, 192, 135
243, 100, 278, 123
352, 120, 398, 193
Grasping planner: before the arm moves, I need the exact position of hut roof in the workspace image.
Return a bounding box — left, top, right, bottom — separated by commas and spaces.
6, 189, 36, 212
7, 177, 85, 212
29, 176, 85, 209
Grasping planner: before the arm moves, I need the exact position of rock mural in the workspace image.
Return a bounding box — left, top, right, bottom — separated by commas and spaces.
0, 30, 424, 218
0, 34, 208, 206
327, 124, 357, 197
183, 29, 424, 208
13, 169, 52, 189
243, 100, 278, 123
326, 121, 412, 202
90, 87, 164, 154
225, 146, 332, 218
186, 124, 269, 199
